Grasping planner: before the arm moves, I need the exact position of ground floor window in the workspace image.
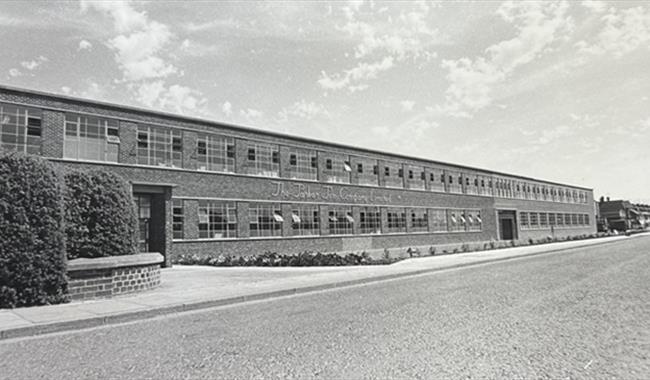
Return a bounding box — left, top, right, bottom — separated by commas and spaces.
467, 210, 482, 231
198, 201, 237, 239
359, 206, 381, 234
291, 205, 319, 236
249, 203, 283, 237
430, 209, 448, 232
386, 208, 406, 233
172, 199, 184, 239
328, 207, 354, 235
410, 209, 428, 232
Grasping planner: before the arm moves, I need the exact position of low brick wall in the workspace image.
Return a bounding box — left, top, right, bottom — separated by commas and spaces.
67, 253, 164, 301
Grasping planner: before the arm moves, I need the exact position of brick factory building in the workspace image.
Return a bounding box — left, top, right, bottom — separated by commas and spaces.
0, 85, 596, 267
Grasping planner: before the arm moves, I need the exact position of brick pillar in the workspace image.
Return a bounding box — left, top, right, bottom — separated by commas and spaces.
380, 207, 389, 234
352, 206, 361, 235
119, 121, 138, 164
405, 208, 413, 233
349, 156, 360, 186
401, 164, 407, 188
443, 170, 450, 192
235, 138, 249, 175
279, 145, 291, 179
42, 110, 64, 158
377, 160, 386, 187
237, 201, 250, 238
184, 199, 199, 239
183, 130, 198, 170
316, 151, 326, 182
319, 205, 330, 235
423, 168, 431, 191
281, 203, 293, 237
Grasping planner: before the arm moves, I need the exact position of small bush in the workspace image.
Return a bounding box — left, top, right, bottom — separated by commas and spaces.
64, 170, 138, 259
0, 154, 68, 308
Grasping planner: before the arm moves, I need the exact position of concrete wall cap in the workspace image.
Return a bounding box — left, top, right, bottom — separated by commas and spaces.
67, 253, 164, 272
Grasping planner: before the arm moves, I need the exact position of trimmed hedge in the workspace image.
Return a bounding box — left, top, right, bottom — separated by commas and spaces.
0, 154, 68, 308
64, 170, 138, 259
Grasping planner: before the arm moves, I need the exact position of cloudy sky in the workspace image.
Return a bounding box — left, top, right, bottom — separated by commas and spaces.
1, 1, 649, 201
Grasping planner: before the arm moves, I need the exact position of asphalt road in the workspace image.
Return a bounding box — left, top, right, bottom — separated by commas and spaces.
2, 237, 649, 379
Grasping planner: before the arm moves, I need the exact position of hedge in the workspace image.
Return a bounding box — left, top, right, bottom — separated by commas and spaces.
64, 170, 138, 259
0, 154, 68, 308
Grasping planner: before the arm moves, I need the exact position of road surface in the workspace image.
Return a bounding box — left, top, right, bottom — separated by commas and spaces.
1, 236, 649, 379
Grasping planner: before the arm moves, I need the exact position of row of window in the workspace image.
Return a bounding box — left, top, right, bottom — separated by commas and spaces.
520, 212, 591, 229
0, 103, 588, 204
171, 200, 483, 240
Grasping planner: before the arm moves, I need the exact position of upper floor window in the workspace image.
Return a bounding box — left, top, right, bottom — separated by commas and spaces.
386, 208, 406, 233
328, 206, 354, 235
291, 205, 319, 236
64, 113, 119, 162
288, 148, 317, 181
0, 103, 42, 155
406, 165, 425, 190
246, 142, 279, 177
384, 162, 403, 188
198, 200, 237, 239
136, 125, 182, 167
249, 203, 282, 237
410, 208, 428, 232
359, 206, 381, 234
196, 134, 234, 173
322, 153, 350, 184
446, 171, 462, 194
355, 157, 379, 186
427, 168, 445, 193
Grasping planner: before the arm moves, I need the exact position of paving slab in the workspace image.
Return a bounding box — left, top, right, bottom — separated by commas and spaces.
1, 232, 647, 340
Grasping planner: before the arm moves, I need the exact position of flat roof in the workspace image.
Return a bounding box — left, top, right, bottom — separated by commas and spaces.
0, 83, 591, 191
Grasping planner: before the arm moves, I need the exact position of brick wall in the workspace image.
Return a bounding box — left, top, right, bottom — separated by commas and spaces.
67, 254, 163, 301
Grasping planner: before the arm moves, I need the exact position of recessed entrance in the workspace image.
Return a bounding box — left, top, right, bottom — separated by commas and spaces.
498, 210, 518, 240
134, 194, 152, 252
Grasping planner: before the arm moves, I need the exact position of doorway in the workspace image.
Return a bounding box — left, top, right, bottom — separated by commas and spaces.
498, 210, 517, 240
134, 194, 152, 252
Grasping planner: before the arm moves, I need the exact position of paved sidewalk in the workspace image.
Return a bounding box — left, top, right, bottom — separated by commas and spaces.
1, 233, 645, 340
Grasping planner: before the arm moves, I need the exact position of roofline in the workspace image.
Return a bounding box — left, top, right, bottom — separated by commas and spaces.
0, 83, 592, 191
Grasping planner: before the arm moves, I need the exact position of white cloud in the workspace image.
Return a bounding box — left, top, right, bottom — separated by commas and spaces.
440, 1, 571, 115
222, 101, 233, 117
577, 6, 650, 58
318, 56, 394, 91
278, 100, 331, 121
318, 2, 444, 91
581, 0, 607, 14
399, 100, 415, 112
8, 68, 21, 77
135, 81, 207, 114
78, 39, 93, 51
20, 55, 48, 70
61, 86, 71, 94
537, 125, 572, 144
83, 1, 176, 81
239, 108, 264, 124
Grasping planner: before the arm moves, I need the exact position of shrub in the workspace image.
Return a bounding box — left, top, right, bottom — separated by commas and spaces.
64, 170, 138, 259
173, 251, 401, 267
0, 154, 68, 308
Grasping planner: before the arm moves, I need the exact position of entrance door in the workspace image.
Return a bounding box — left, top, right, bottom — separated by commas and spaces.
134, 194, 152, 252
498, 210, 517, 240
500, 218, 514, 240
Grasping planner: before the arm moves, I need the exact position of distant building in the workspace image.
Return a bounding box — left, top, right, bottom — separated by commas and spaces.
598, 198, 650, 231
0, 85, 596, 266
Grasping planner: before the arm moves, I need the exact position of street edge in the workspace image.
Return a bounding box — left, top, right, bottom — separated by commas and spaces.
0, 235, 633, 341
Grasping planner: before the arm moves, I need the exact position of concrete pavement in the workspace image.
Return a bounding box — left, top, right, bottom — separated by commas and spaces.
0, 233, 645, 340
